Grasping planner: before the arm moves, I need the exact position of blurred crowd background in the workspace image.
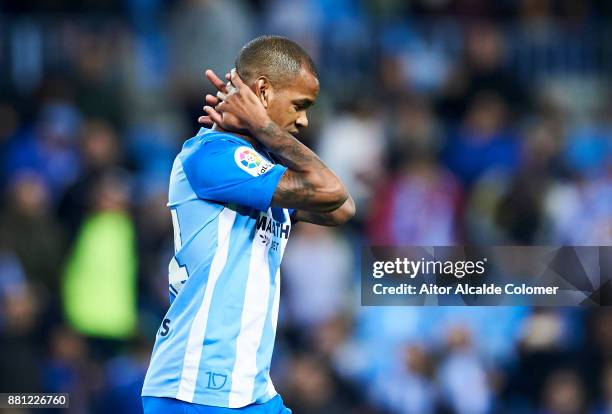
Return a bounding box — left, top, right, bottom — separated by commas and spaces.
0, 0, 611, 413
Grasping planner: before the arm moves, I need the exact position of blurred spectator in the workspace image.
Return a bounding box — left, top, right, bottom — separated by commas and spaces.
62, 170, 138, 340
371, 343, 436, 414
521, 119, 565, 175
543, 175, 612, 245
494, 171, 546, 243
367, 157, 462, 245
317, 102, 386, 219
438, 326, 493, 414
506, 309, 584, 408
0, 172, 66, 293
438, 23, 528, 122
283, 353, 353, 413
539, 370, 587, 414
44, 326, 100, 412
282, 224, 353, 330
57, 119, 122, 240
369, 93, 464, 244
4, 100, 82, 197
0, 281, 42, 393
378, 21, 455, 94
443, 92, 519, 187
73, 30, 125, 127
386, 95, 444, 168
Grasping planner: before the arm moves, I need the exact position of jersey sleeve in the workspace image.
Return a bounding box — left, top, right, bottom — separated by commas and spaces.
181, 137, 287, 211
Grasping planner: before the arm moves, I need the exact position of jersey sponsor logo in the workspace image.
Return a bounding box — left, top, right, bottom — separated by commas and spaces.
234, 146, 274, 177
256, 214, 290, 240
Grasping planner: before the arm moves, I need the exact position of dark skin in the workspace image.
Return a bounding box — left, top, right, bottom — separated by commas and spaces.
199, 68, 355, 226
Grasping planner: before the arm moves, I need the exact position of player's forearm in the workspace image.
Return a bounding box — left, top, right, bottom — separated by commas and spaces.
254, 120, 329, 172
294, 195, 356, 226
323, 195, 356, 225
253, 120, 349, 209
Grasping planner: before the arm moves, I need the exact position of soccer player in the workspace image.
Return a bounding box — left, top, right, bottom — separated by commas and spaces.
141, 35, 355, 414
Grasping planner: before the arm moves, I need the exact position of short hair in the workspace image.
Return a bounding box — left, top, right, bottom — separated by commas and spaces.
235, 35, 318, 87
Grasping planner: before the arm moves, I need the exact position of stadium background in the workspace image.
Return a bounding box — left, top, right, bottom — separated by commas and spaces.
0, 0, 611, 413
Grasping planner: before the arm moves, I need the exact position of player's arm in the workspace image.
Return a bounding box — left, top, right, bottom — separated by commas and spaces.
204, 69, 350, 214
291, 195, 355, 226
254, 120, 348, 212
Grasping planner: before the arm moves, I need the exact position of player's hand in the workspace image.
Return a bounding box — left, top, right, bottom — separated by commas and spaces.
203, 69, 271, 133
198, 69, 231, 126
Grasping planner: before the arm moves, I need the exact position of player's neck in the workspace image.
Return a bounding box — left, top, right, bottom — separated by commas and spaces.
212, 124, 261, 149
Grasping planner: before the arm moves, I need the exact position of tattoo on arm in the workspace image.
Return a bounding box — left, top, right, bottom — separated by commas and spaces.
256, 121, 348, 211
273, 170, 315, 207
258, 122, 325, 172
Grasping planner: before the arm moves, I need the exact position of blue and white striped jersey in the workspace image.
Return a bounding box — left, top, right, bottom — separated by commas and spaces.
142, 128, 292, 408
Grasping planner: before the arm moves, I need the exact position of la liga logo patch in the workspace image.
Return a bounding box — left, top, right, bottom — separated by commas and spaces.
234, 146, 274, 177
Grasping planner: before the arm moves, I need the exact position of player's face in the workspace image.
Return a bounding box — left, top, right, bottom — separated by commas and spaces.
267, 69, 319, 135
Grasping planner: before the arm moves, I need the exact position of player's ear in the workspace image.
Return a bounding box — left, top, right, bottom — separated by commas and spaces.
254, 77, 272, 109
